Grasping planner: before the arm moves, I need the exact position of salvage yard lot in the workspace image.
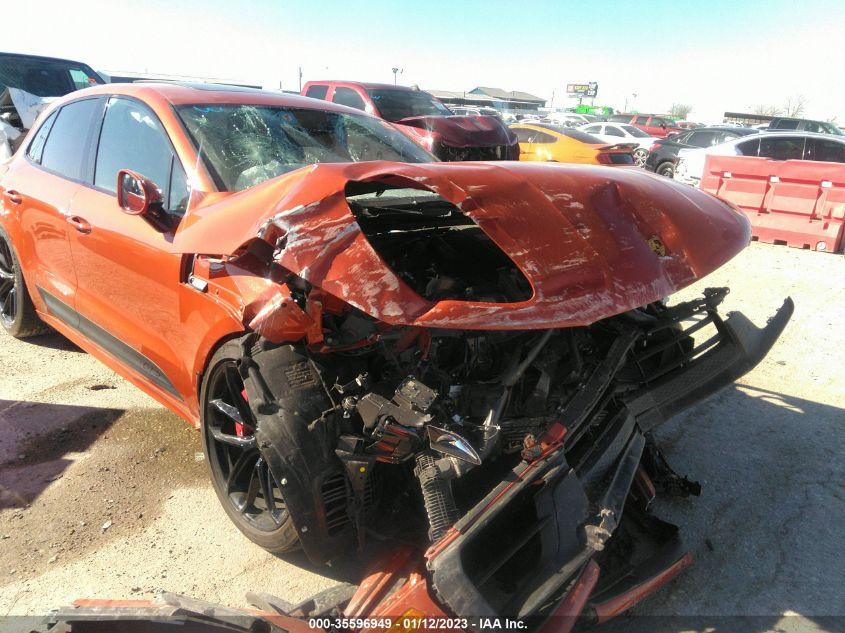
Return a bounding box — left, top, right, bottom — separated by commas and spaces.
0, 242, 843, 631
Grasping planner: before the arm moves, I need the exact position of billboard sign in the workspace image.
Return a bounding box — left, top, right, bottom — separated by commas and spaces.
566, 82, 598, 98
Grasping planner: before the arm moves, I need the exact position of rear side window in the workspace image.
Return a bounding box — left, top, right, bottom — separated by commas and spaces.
40, 98, 102, 181
687, 130, 719, 147
604, 126, 624, 137
95, 97, 189, 217
806, 138, 845, 163
26, 111, 58, 163
635, 116, 649, 125
736, 138, 760, 156
670, 132, 691, 144
305, 85, 328, 100
759, 136, 806, 160
772, 119, 799, 130
333, 87, 366, 111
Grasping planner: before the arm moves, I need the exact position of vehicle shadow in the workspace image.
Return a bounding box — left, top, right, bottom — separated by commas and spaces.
597, 383, 845, 632
0, 399, 124, 507
23, 330, 82, 353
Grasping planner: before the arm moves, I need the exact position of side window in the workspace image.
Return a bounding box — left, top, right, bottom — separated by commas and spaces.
305, 85, 329, 100
513, 127, 534, 143
530, 131, 556, 144
333, 87, 367, 111
634, 116, 649, 125
671, 132, 691, 144
605, 126, 624, 137
68, 68, 98, 91
806, 138, 845, 163
583, 125, 602, 133
802, 121, 822, 133
95, 97, 189, 216
26, 111, 58, 163
736, 138, 760, 156
40, 98, 102, 181
688, 131, 719, 147
758, 136, 806, 160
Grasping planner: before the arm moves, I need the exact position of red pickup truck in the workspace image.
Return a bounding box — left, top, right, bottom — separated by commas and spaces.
609, 113, 684, 138
302, 81, 519, 161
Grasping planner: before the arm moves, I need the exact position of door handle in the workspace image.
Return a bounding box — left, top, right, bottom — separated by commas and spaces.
3, 190, 22, 205
67, 215, 92, 234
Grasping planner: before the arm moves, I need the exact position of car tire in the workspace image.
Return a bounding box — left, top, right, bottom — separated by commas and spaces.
200, 339, 300, 554
0, 227, 49, 339
633, 148, 648, 167
656, 162, 675, 178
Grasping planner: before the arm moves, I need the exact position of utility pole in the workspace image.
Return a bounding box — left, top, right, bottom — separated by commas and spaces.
298, 66, 303, 92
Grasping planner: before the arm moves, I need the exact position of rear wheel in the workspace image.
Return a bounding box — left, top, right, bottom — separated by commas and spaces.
200, 340, 300, 553
633, 148, 648, 167
656, 162, 675, 178
0, 228, 48, 339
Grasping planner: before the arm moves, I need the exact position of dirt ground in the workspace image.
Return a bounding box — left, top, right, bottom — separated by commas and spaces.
0, 242, 843, 632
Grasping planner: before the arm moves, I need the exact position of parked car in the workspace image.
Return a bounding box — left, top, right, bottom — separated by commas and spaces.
301, 81, 518, 160
449, 105, 502, 119
510, 123, 637, 165
544, 111, 591, 127
674, 131, 845, 186
646, 126, 758, 177
0, 51, 104, 157
608, 113, 684, 138
578, 122, 658, 166
768, 117, 842, 135
0, 81, 791, 621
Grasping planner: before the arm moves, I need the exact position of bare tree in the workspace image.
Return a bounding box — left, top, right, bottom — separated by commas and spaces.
669, 103, 693, 119
753, 104, 783, 116
783, 95, 807, 118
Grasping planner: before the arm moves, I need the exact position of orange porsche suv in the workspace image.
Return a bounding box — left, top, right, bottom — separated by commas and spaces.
0, 82, 791, 617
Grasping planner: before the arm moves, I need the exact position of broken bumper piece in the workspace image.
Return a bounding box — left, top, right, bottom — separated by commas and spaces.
427, 296, 793, 626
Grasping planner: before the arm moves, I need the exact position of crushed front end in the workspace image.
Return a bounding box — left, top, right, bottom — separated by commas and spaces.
173, 161, 792, 626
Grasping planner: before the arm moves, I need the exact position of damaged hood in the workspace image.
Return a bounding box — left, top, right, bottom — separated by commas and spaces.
394, 115, 517, 149
173, 161, 750, 329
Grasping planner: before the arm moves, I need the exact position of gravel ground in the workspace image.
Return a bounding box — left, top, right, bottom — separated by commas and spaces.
0, 242, 842, 632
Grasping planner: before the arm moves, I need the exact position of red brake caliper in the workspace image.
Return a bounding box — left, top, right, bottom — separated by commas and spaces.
235, 388, 250, 437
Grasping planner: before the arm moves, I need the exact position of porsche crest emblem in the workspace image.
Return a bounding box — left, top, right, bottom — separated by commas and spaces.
647, 236, 667, 256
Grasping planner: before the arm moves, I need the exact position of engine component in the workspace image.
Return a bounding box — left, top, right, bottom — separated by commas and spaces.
415, 451, 461, 543
427, 426, 481, 465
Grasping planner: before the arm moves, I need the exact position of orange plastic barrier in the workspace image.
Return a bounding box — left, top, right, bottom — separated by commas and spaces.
701, 156, 845, 252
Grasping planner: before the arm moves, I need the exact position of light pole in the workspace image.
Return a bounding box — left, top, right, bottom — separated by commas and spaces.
624, 92, 638, 112
392, 67, 403, 85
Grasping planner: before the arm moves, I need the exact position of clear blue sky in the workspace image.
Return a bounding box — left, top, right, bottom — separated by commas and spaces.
5, 0, 844, 122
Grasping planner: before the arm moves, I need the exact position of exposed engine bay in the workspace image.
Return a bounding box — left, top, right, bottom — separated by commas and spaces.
188, 163, 793, 621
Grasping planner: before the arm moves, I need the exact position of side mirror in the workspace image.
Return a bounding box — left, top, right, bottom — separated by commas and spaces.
117, 169, 163, 216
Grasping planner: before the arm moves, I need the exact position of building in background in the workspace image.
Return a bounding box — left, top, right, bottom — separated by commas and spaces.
426, 87, 546, 116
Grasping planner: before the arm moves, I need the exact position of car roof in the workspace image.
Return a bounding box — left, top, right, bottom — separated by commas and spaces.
306, 80, 415, 92
51, 81, 366, 113
724, 130, 843, 144
0, 50, 95, 68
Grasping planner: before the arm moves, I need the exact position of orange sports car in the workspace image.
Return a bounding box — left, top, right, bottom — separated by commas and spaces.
510, 122, 638, 165
0, 83, 792, 622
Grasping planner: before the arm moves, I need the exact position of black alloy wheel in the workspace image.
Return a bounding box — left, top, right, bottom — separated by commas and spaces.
201, 346, 298, 552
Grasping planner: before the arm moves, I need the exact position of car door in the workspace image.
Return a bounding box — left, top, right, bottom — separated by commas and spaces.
66, 95, 191, 402
1, 97, 103, 312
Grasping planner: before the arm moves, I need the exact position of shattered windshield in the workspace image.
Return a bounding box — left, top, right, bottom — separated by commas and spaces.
0, 55, 103, 97
176, 104, 435, 192
367, 89, 452, 122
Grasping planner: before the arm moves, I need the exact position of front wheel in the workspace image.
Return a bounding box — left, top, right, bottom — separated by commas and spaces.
656, 161, 675, 178
633, 148, 648, 167
200, 340, 300, 553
